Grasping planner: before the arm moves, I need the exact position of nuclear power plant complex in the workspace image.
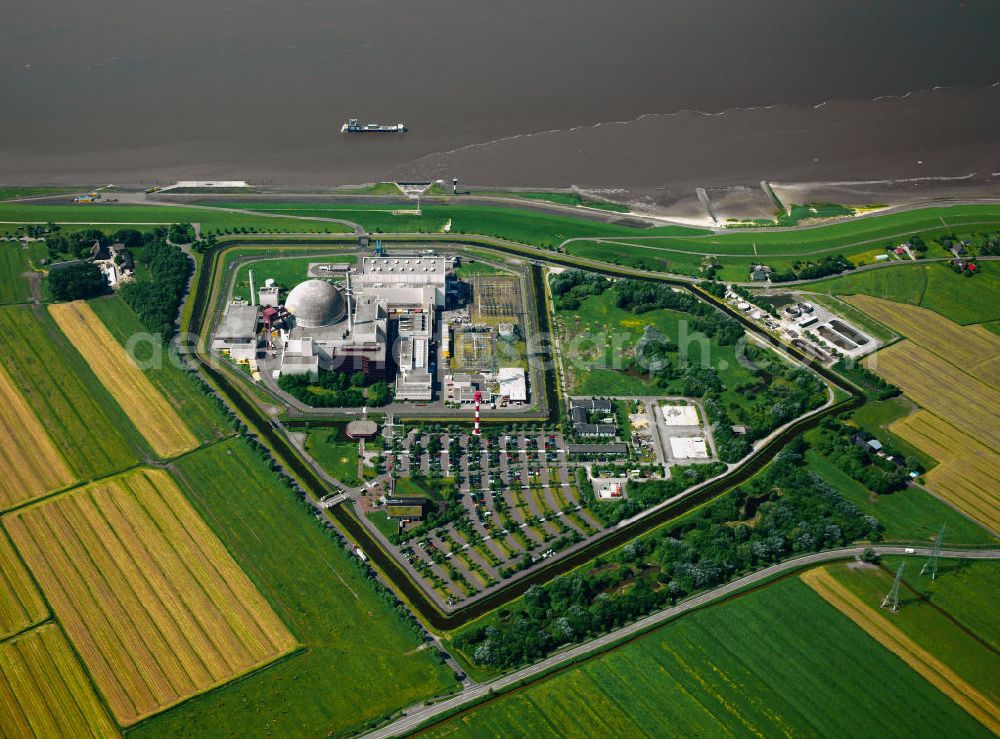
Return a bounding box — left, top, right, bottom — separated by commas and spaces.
211, 248, 529, 408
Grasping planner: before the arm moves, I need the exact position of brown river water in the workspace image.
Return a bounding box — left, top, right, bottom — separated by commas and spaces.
2, 0, 1000, 196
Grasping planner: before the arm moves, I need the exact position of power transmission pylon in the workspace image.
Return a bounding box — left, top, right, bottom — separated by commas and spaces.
921, 524, 946, 579
881, 561, 905, 612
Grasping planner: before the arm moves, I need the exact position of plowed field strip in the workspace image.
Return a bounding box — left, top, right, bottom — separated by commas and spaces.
0, 306, 137, 478
0, 624, 118, 738
5, 509, 147, 718
802, 568, 1000, 734
0, 364, 72, 509
0, 531, 47, 640
48, 301, 197, 458
847, 295, 1000, 377
890, 411, 1000, 534
94, 487, 226, 682
3, 468, 295, 725
110, 477, 250, 675
866, 342, 1000, 451
61, 492, 200, 695
134, 472, 290, 658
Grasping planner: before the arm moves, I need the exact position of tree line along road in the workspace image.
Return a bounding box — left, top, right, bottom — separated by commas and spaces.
363, 545, 1000, 739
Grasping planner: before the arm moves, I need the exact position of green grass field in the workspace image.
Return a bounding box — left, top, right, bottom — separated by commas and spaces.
803, 264, 927, 304
0, 242, 45, 304
0, 305, 143, 478
827, 558, 1000, 702
803, 449, 995, 546
304, 427, 361, 486
455, 260, 506, 277
366, 509, 401, 539
803, 262, 1000, 325
424, 578, 990, 738
230, 254, 357, 302
557, 287, 764, 404
395, 476, 454, 502
88, 295, 231, 444
134, 438, 457, 738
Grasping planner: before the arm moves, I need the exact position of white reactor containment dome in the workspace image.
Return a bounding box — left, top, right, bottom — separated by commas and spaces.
284, 279, 347, 328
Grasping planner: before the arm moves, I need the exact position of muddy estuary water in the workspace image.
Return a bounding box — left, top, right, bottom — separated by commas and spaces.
2, 0, 1000, 199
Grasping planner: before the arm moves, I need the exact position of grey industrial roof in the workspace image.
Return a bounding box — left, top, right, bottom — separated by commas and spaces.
216, 304, 259, 339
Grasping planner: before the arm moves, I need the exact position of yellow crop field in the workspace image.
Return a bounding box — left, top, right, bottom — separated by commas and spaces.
0, 363, 73, 510
802, 568, 1000, 734
0, 624, 118, 738
891, 411, 1000, 534
0, 531, 47, 639
48, 301, 197, 458
865, 342, 1000, 451
4, 468, 296, 726
847, 295, 1000, 387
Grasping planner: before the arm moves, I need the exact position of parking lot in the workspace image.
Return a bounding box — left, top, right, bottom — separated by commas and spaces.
378, 430, 606, 606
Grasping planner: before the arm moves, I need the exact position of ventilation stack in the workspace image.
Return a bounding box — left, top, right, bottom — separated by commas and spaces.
346, 270, 355, 334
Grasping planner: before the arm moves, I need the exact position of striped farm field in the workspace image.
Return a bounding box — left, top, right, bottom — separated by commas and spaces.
4, 468, 296, 725
0, 362, 73, 510
49, 301, 198, 458
890, 411, 1000, 534
0, 624, 118, 738
0, 530, 47, 639
848, 295, 1000, 387
865, 342, 1000, 452
0, 306, 140, 479
87, 297, 231, 444
421, 579, 989, 738
803, 567, 1000, 734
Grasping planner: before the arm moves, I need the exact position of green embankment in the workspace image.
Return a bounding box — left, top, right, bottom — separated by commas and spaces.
133, 438, 458, 738
333, 182, 404, 196
0, 305, 143, 478
0, 186, 84, 201
476, 190, 629, 212
0, 202, 355, 236
88, 295, 230, 444
422, 578, 990, 738
568, 204, 1000, 281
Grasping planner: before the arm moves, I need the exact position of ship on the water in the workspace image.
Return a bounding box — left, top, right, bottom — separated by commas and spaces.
341, 118, 407, 133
